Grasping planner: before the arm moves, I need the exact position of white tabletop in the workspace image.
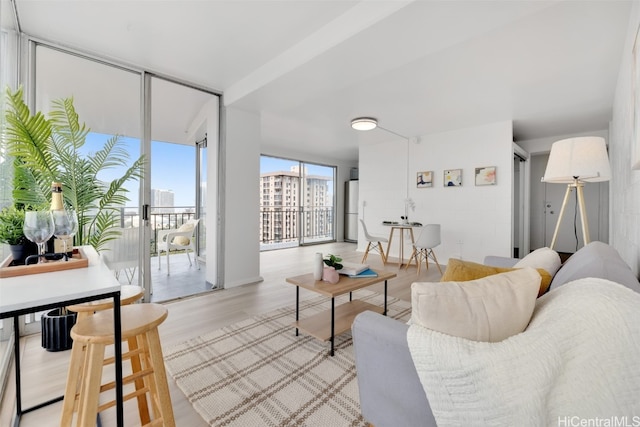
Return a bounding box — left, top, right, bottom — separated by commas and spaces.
0, 246, 121, 315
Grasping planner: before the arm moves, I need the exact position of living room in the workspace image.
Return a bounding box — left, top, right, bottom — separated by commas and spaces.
2, 1, 640, 425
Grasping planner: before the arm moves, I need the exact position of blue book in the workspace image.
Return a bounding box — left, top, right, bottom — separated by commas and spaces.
349, 268, 378, 278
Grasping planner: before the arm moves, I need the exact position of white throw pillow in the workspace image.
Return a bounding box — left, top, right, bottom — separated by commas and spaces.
410, 268, 540, 342
514, 247, 561, 277
173, 223, 194, 246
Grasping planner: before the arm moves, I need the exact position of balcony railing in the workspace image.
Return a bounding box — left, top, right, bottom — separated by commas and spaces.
117, 207, 196, 255
259, 206, 333, 248
114, 205, 334, 253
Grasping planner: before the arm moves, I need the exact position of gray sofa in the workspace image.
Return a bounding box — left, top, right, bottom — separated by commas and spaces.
352, 241, 640, 427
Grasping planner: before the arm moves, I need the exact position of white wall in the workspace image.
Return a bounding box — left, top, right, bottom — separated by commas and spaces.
223, 107, 262, 287
610, 2, 640, 276
359, 121, 513, 265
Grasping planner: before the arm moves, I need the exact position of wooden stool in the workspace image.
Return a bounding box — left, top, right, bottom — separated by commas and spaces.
64, 285, 149, 422
61, 303, 175, 427
67, 285, 144, 322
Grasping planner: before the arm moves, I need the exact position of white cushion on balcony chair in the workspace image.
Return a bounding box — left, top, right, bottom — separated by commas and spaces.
101, 227, 139, 284
157, 218, 200, 276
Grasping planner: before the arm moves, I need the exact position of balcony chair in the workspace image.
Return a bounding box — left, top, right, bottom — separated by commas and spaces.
101, 227, 139, 284
360, 219, 387, 265
157, 218, 200, 276
405, 224, 443, 275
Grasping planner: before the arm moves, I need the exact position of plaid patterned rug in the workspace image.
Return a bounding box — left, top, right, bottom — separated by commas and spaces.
164, 289, 412, 427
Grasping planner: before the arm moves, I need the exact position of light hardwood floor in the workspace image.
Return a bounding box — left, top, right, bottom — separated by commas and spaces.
0, 242, 443, 426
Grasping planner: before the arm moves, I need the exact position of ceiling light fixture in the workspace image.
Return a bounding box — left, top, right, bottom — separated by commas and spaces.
351, 117, 378, 131
350, 116, 411, 140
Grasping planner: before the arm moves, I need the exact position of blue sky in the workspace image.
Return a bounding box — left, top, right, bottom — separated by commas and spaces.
260, 156, 335, 197
80, 135, 335, 208
260, 156, 333, 177
82, 133, 195, 207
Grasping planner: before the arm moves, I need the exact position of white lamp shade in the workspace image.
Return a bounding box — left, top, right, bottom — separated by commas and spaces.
542, 136, 611, 183
351, 117, 378, 131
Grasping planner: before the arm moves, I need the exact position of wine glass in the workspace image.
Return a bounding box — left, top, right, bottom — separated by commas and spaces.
53, 209, 78, 255
23, 211, 55, 263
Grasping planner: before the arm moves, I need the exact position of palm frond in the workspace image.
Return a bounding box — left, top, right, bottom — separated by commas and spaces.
89, 135, 130, 172
4, 88, 56, 181
49, 97, 89, 150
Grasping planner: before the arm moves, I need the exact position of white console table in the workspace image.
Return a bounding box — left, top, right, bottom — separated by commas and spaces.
0, 246, 124, 426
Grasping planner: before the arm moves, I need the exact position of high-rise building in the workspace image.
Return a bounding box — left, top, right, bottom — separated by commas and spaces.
151, 189, 175, 214
259, 167, 332, 245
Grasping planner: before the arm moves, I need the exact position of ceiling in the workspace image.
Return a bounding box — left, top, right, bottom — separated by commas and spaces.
5, 0, 633, 162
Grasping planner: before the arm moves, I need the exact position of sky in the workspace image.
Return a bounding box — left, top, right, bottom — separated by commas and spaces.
79, 135, 336, 209
260, 155, 335, 197
82, 132, 196, 208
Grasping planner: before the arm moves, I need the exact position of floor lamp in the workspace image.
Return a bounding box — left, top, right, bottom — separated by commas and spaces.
542, 136, 611, 250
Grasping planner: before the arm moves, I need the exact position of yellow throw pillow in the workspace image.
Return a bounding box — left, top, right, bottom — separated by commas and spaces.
441, 258, 552, 297
412, 268, 540, 342
173, 223, 194, 246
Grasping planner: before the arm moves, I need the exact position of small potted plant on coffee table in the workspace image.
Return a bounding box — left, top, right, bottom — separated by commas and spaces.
322, 254, 343, 284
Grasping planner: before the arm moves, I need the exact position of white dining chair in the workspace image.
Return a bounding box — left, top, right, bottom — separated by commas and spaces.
406, 224, 442, 275
360, 219, 387, 265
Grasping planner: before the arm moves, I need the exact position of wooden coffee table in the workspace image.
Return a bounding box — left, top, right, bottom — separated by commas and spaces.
286, 270, 396, 356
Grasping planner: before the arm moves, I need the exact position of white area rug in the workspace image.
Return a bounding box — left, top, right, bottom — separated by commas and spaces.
164, 290, 411, 426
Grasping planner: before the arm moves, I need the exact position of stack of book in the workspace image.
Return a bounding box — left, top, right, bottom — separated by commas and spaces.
339, 262, 378, 278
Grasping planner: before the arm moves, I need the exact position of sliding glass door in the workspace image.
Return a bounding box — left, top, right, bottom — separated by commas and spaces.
148, 76, 217, 300
31, 45, 220, 304
299, 162, 335, 245
260, 156, 335, 250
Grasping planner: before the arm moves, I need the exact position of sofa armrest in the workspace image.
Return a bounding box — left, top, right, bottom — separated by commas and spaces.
483, 255, 519, 268
352, 311, 436, 427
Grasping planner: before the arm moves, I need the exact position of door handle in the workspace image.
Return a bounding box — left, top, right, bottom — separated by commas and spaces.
142, 204, 150, 221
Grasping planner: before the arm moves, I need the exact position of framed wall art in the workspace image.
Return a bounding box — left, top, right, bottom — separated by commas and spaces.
417, 171, 433, 188
444, 169, 462, 187
475, 166, 497, 186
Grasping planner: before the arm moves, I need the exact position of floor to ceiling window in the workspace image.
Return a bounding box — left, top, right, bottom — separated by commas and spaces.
260, 155, 335, 250
28, 44, 220, 304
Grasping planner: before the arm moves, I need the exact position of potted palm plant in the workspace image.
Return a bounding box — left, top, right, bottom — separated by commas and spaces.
3, 87, 145, 351
3, 87, 145, 251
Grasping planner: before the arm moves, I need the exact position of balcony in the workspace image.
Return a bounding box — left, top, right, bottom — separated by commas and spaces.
259, 206, 334, 250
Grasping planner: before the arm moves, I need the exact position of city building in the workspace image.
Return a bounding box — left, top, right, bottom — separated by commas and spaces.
260, 167, 332, 246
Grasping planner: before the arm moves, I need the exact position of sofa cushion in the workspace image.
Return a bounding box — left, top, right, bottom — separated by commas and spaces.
441, 258, 552, 297
513, 247, 561, 278
411, 268, 540, 342
550, 241, 640, 293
